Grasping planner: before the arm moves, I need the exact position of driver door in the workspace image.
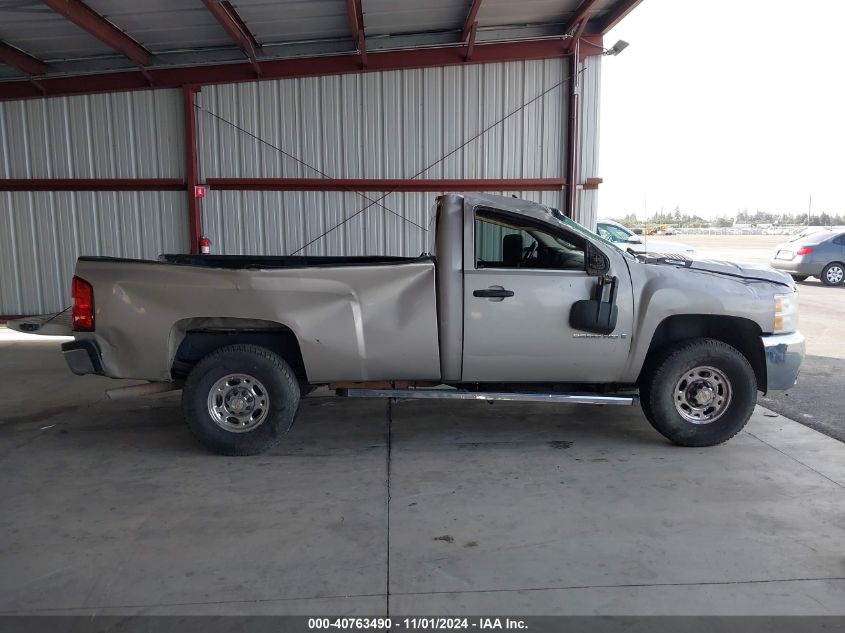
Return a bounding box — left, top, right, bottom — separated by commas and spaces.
461, 206, 633, 383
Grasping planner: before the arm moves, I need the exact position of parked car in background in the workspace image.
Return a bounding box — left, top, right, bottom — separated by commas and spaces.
597, 219, 696, 257
770, 229, 845, 285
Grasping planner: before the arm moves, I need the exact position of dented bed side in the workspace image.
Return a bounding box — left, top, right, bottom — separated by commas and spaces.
72, 257, 441, 383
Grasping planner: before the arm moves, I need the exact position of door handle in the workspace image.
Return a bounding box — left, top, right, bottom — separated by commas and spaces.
473, 288, 515, 298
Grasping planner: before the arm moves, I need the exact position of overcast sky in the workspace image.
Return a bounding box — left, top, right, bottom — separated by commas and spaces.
598, 0, 845, 219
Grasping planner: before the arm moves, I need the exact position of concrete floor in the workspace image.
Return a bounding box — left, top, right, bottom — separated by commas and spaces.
1, 332, 845, 616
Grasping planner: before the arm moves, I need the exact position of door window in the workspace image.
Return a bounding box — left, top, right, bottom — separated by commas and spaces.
474, 209, 586, 270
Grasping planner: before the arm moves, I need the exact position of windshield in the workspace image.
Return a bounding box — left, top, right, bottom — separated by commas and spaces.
548, 211, 634, 258
596, 222, 632, 243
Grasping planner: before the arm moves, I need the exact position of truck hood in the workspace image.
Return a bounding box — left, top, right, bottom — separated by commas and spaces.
637, 255, 794, 288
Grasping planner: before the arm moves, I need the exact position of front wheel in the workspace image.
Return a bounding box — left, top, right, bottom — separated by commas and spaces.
183, 344, 301, 455
640, 338, 757, 447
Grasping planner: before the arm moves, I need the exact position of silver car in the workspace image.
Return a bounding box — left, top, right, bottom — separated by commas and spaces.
596, 219, 696, 257
770, 229, 845, 285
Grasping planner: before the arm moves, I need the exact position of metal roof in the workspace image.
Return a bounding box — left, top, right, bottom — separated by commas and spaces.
0, 0, 640, 83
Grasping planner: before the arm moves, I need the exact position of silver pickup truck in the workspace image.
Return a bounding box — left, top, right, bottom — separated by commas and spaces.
19, 193, 805, 455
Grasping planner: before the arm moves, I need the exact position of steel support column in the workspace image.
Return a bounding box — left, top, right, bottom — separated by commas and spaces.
183, 85, 202, 255
566, 40, 581, 221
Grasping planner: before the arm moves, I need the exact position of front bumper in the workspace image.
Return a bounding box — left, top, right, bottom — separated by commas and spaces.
761, 332, 805, 391
61, 339, 104, 376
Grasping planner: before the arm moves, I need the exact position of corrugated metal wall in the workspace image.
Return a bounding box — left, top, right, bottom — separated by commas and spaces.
0, 90, 183, 178
0, 89, 187, 315
197, 59, 570, 256
0, 56, 604, 315
0, 191, 187, 314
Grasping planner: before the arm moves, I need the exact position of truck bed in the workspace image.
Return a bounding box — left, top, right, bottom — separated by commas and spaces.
72, 255, 442, 383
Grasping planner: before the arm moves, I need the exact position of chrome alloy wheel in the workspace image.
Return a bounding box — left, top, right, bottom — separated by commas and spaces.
673, 365, 732, 424
825, 264, 844, 285
207, 373, 270, 433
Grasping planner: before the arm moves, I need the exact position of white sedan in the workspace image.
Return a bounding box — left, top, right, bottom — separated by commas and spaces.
596, 219, 696, 257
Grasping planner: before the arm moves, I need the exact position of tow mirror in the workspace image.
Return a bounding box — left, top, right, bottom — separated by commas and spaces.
585, 243, 610, 276
570, 275, 619, 335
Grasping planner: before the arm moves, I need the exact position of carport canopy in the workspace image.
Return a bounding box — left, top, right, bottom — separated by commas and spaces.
0, 0, 640, 98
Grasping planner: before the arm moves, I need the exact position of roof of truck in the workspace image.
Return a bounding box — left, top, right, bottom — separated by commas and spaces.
457, 192, 564, 224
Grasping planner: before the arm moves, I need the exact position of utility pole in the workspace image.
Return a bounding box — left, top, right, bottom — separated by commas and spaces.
808, 194, 812, 226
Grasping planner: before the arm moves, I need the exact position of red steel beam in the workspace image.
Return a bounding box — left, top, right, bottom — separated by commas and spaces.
566, 40, 580, 219
562, 0, 601, 37
202, 0, 261, 75
41, 0, 152, 67
0, 41, 46, 76
566, 18, 590, 54
345, 0, 367, 67
0, 178, 185, 191
183, 85, 202, 255
597, 0, 644, 34
465, 21, 478, 61
207, 178, 566, 192
0, 39, 571, 100
461, 0, 484, 41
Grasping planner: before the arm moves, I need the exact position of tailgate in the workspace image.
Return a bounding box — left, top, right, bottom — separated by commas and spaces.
6, 310, 73, 336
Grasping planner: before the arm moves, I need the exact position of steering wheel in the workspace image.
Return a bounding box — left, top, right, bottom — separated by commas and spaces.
522, 240, 538, 264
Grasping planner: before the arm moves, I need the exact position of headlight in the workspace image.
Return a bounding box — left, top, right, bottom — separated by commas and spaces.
773, 291, 799, 333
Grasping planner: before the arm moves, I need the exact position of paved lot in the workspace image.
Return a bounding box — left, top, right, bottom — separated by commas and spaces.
1, 334, 844, 616
650, 234, 845, 442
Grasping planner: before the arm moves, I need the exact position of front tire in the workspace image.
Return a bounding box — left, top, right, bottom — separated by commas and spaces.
821, 262, 844, 286
640, 338, 756, 447
183, 344, 300, 455
790, 274, 808, 282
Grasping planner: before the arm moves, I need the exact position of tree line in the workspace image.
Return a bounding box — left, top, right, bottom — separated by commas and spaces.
610, 206, 845, 229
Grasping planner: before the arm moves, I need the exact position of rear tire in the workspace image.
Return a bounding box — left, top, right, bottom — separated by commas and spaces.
821, 262, 844, 286
182, 344, 300, 455
640, 338, 756, 447
790, 274, 808, 282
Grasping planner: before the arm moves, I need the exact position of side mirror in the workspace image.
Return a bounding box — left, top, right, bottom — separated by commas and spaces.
570, 276, 619, 335
626, 235, 642, 245
585, 243, 610, 276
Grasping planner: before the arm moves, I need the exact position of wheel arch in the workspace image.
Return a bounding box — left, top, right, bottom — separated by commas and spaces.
168, 317, 307, 381
638, 314, 766, 391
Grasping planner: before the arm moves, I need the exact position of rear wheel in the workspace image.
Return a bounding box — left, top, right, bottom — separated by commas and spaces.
821, 262, 844, 286
640, 338, 756, 447
790, 274, 808, 282
183, 344, 300, 455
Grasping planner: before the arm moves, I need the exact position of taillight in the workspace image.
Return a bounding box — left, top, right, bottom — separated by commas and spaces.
72, 276, 94, 331
795, 246, 814, 256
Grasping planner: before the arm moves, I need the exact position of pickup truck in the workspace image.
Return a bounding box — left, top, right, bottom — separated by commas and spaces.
17, 193, 805, 455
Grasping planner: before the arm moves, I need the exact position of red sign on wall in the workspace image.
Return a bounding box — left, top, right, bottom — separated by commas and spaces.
194, 185, 206, 198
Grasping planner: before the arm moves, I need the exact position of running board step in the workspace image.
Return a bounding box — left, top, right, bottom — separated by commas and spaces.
336, 389, 638, 406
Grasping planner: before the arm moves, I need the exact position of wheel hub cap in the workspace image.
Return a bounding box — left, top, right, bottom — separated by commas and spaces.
207, 374, 270, 433
674, 366, 732, 425
693, 386, 714, 405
